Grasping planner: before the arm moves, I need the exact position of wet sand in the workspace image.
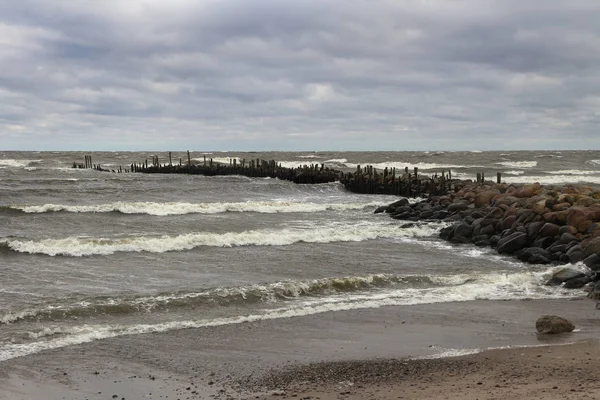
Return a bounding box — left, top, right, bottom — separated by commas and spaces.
1, 298, 599, 399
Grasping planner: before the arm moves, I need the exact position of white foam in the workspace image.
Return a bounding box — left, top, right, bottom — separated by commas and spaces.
5, 222, 447, 256
0, 266, 576, 362
277, 161, 319, 169
192, 156, 242, 165
503, 175, 600, 185
413, 347, 481, 360
298, 154, 319, 159
589, 160, 600, 166
504, 170, 525, 176
12, 200, 384, 216
0, 159, 40, 168
496, 161, 537, 168
344, 161, 482, 171
546, 170, 598, 175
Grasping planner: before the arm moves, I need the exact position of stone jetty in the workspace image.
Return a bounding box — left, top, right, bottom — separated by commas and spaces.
377, 180, 600, 296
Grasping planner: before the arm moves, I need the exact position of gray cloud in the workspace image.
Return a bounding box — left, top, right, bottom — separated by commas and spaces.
1, 0, 599, 150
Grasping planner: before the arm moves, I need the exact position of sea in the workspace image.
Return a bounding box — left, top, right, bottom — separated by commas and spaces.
1, 150, 600, 363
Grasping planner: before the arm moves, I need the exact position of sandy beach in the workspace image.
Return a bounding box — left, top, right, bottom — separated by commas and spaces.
1, 297, 599, 399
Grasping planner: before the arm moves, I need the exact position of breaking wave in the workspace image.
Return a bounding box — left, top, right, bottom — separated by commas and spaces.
0, 274, 440, 325
0, 159, 41, 169
495, 161, 537, 168
0, 266, 577, 362
5, 200, 384, 216
1, 222, 446, 256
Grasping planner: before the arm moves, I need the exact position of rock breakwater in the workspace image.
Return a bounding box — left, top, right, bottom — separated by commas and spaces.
377, 181, 600, 295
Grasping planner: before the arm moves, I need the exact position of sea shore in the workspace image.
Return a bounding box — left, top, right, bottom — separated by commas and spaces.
378, 180, 600, 295
1, 298, 598, 399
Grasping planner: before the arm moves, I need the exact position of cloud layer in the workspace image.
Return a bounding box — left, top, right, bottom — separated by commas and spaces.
1, 0, 599, 150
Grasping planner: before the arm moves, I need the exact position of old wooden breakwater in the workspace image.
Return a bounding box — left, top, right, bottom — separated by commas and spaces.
73, 152, 502, 198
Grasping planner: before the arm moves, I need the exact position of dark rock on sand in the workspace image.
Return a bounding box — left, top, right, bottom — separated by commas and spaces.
563, 276, 592, 289
545, 267, 587, 286
535, 315, 575, 334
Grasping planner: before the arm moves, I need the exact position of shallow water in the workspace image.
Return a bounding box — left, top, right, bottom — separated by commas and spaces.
1, 150, 598, 362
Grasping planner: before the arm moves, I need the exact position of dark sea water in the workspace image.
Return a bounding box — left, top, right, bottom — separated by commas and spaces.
1, 150, 599, 362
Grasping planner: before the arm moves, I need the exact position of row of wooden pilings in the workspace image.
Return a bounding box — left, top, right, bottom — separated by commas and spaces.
73, 152, 503, 198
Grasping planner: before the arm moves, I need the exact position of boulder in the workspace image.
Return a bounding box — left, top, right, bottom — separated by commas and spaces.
559, 225, 578, 236
432, 210, 449, 219
566, 245, 586, 264
545, 266, 586, 286
566, 206, 600, 233
535, 315, 575, 334
374, 206, 388, 214
526, 221, 546, 239
563, 276, 592, 289
388, 198, 410, 211
501, 215, 517, 231
474, 190, 500, 208
552, 202, 571, 212
447, 202, 469, 213
419, 210, 434, 219
439, 226, 455, 240
518, 247, 552, 264
537, 223, 560, 238
576, 196, 598, 207
532, 199, 549, 214
583, 254, 600, 271
582, 237, 600, 257
558, 232, 578, 245
453, 223, 473, 239
514, 183, 542, 198
497, 232, 528, 254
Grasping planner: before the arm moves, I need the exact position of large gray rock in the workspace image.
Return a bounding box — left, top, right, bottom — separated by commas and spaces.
536, 315, 575, 334
545, 266, 586, 286
453, 223, 473, 239
518, 247, 552, 264
497, 232, 528, 254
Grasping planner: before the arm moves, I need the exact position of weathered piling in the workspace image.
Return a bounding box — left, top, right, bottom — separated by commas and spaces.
72, 152, 506, 198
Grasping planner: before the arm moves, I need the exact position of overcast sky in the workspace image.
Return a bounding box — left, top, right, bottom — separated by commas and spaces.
1, 0, 599, 151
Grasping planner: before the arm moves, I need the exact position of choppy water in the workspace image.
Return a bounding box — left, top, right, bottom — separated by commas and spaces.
1, 150, 599, 362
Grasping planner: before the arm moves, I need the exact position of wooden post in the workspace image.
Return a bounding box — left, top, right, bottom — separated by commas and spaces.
497, 172, 501, 184
169, 152, 172, 166
476, 172, 481, 183
187, 151, 191, 167
204, 155, 206, 166
481, 172, 485, 182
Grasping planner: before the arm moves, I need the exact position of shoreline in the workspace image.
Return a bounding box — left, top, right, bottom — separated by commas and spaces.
1, 298, 598, 399
378, 181, 600, 295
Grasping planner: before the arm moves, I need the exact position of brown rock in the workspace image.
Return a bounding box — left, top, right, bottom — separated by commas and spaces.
576, 196, 599, 207
474, 190, 500, 208
566, 206, 600, 233
538, 223, 560, 238
582, 237, 600, 257
552, 202, 571, 212
559, 225, 578, 236
493, 195, 520, 207
532, 199, 548, 214
514, 183, 542, 198
501, 215, 517, 231
535, 315, 575, 334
